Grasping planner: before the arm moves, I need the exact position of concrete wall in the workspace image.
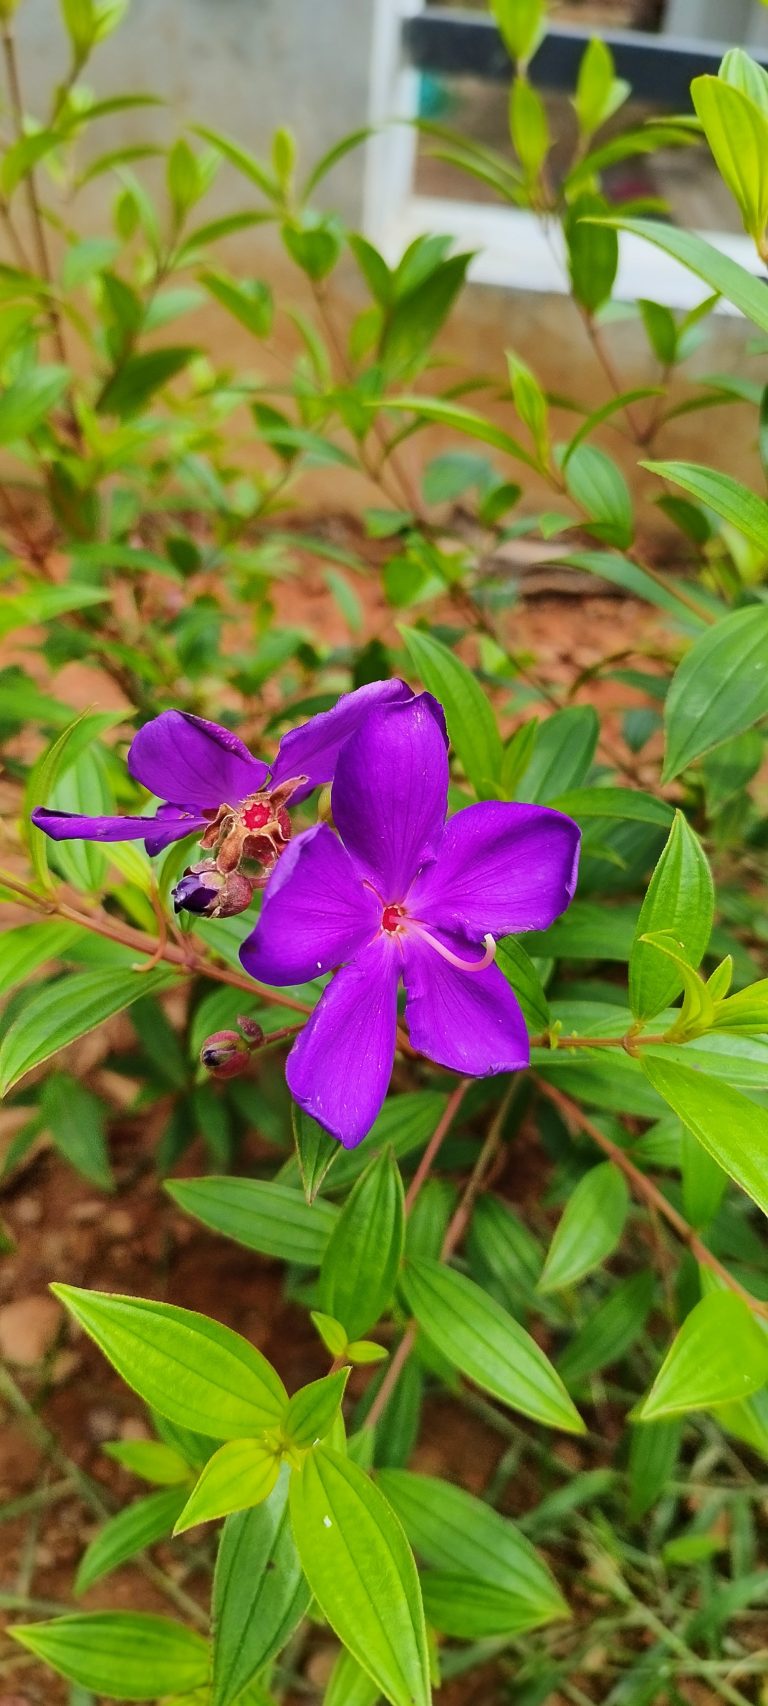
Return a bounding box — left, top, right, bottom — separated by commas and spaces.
15, 0, 376, 223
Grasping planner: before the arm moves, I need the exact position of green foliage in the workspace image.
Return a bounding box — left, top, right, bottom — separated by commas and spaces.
3, 7, 768, 1704
289, 1448, 431, 1706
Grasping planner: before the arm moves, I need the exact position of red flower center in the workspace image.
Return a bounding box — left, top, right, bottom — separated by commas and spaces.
242, 802, 271, 831
382, 904, 405, 933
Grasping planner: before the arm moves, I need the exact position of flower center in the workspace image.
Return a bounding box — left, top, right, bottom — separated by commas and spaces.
378, 899, 497, 972
242, 801, 271, 831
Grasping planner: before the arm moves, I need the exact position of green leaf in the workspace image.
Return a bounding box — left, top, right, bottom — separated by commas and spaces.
467, 1195, 543, 1310
320, 1150, 404, 1339
39, 1072, 113, 1190
400, 625, 502, 796
538, 1163, 628, 1293
629, 812, 714, 1021
558, 1271, 655, 1389
0, 967, 178, 1095
289, 1447, 431, 1706
98, 347, 197, 417
102, 1439, 191, 1486
558, 548, 711, 624
194, 125, 279, 200
496, 937, 549, 1033
662, 605, 768, 780
681, 1127, 727, 1228
691, 76, 768, 242
0, 921, 82, 1000
292, 1102, 339, 1203
509, 77, 550, 181
564, 443, 633, 548
23, 710, 124, 889
380, 253, 471, 377
52, 1286, 288, 1438
202, 270, 273, 337
174, 1439, 281, 1532
212, 1468, 310, 1706
378, 1470, 567, 1634
0, 365, 69, 443
74, 1487, 187, 1594
628, 1418, 682, 1521
720, 47, 768, 113
11, 1613, 208, 1701
564, 193, 618, 314
636, 1291, 768, 1421
324, 1649, 381, 1706
517, 705, 598, 802
401, 1258, 585, 1433
640, 1055, 768, 1217
573, 36, 629, 136
0, 586, 109, 645
548, 786, 673, 828
490, 0, 545, 63
644, 459, 768, 556
378, 394, 539, 473
589, 216, 768, 334
710, 976, 768, 1035
285, 1369, 350, 1450
165, 1177, 338, 1265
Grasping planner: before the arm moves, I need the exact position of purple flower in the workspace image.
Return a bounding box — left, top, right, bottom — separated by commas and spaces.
30, 681, 427, 874
240, 696, 580, 1147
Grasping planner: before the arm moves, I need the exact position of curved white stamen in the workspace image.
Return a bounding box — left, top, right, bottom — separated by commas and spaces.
410, 924, 497, 972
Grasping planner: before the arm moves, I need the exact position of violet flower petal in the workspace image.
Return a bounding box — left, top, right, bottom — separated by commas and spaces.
286, 936, 400, 1147
30, 805, 206, 849
331, 695, 449, 900
270, 678, 424, 803
143, 804, 210, 856
128, 711, 269, 808
403, 927, 530, 1076
239, 823, 378, 987
410, 800, 581, 938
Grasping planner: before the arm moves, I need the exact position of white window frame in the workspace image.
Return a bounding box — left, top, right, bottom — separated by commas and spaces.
363, 0, 765, 312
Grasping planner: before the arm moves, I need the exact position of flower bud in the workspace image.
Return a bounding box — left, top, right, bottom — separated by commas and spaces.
172, 861, 254, 919
200, 1030, 250, 1079
237, 1015, 265, 1047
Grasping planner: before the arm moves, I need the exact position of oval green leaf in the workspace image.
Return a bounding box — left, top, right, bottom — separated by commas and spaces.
166, 1176, 338, 1266
53, 1285, 288, 1438
401, 1257, 585, 1433
11, 1612, 209, 1701
662, 604, 768, 781
290, 1446, 430, 1706
538, 1162, 629, 1293
212, 1467, 310, 1706
629, 812, 713, 1020
640, 1055, 768, 1217
636, 1291, 768, 1422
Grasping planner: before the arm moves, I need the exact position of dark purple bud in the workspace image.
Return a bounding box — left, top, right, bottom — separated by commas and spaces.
172, 861, 254, 919
237, 1015, 265, 1047
172, 863, 221, 917
200, 1030, 250, 1079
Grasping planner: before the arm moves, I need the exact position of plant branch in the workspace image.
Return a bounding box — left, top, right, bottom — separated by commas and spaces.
0, 871, 314, 1016
1, 19, 69, 369
365, 1077, 515, 1430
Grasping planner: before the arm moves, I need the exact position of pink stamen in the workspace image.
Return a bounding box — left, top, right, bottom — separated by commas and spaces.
409, 923, 497, 972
